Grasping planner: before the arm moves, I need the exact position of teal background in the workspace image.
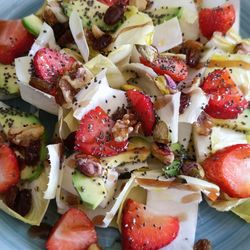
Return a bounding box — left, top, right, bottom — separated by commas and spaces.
0, 0, 250, 249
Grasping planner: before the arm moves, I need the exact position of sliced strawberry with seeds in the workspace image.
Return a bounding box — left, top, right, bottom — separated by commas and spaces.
121, 199, 179, 250
140, 56, 188, 82
201, 69, 248, 119
0, 144, 20, 193
199, 4, 236, 39
33, 48, 75, 85
126, 90, 155, 136
46, 208, 97, 250
203, 144, 250, 198
75, 106, 128, 157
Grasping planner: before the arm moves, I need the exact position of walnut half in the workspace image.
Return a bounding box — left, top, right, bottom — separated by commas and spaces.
8, 124, 44, 147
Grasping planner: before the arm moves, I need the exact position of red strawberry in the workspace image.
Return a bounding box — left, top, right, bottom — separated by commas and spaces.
126, 90, 155, 136
202, 144, 250, 198
46, 208, 97, 250
201, 69, 248, 119
75, 106, 128, 157
140, 56, 188, 82
33, 48, 75, 84
0, 144, 20, 193
121, 199, 179, 250
199, 4, 236, 39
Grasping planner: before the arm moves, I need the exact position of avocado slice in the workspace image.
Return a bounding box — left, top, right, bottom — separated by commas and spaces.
72, 170, 107, 210
22, 14, 43, 36
0, 64, 19, 99
145, 6, 183, 26
101, 137, 151, 168
62, 0, 127, 32
211, 108, 250, 133
0, 107, 47, 181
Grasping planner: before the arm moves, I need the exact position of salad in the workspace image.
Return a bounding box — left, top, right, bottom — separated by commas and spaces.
0, 0, 250, 249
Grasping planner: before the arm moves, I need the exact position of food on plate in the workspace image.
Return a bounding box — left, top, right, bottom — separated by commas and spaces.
1, 0, 250, 249
0, 103, 60, 225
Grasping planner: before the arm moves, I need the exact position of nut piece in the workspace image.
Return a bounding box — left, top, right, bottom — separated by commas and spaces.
92, 25, 105, 39
58, 78, 77, 106
153, 121, 169, 144
63, 63, 94, 90
8, 124, 44, 147
181, 162, 205, 178
76, 154, 103, 177
193, 239, 212, 250
234, 42, 250, 55
129, 0, 148, 11
151, 142, 174, 165
194, 112, 213, 136
112, 114, 137, 142
43, 6, 58, 26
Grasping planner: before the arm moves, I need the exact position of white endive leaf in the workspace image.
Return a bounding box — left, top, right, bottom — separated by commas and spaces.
15, 56, 32, 84
122, 63, 161, 96
192, 127, 211, 163
44, 144, 62, 199
69, 10, 89, 62
85, 54, 126, 88
108, 44, 133, 67
153, 17, 182, 53
179, 87, 208, 124
211, 127, 247, 153
73, 70, 127, 120
178, 123, 192, 150
147, 188, 201, 250
100, 169, 119, 208
29, 22, 59, 57
154, 92, 181, 143
18, 81, 58, 115
179, 175, 220, 201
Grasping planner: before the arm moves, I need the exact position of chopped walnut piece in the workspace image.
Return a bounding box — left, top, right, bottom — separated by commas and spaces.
194, 112, 213, 136
62, 63, 93, 90
58, 78, 77, 106
43, 6, 58, 26
112, 113, 137, 142
153, 121, 169, 144
8, 124, 44, 147
129, 0, 148, 11
92, 24, 105, 39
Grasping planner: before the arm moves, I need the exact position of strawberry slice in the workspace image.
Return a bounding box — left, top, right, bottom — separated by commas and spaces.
199, 4, 235, 39
201, 69, 248, 119
202, 144, 250, 198
121, 199, 179, 250
75, 106, 128, 157
0, 144, 20, 193
46, 208, 97, 250
140, 56, 188, 82
33, 48, 75, 84
126, 90, 155, 136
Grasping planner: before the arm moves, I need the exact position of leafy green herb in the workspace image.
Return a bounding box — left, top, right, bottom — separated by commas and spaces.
163, 160, 181, 178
